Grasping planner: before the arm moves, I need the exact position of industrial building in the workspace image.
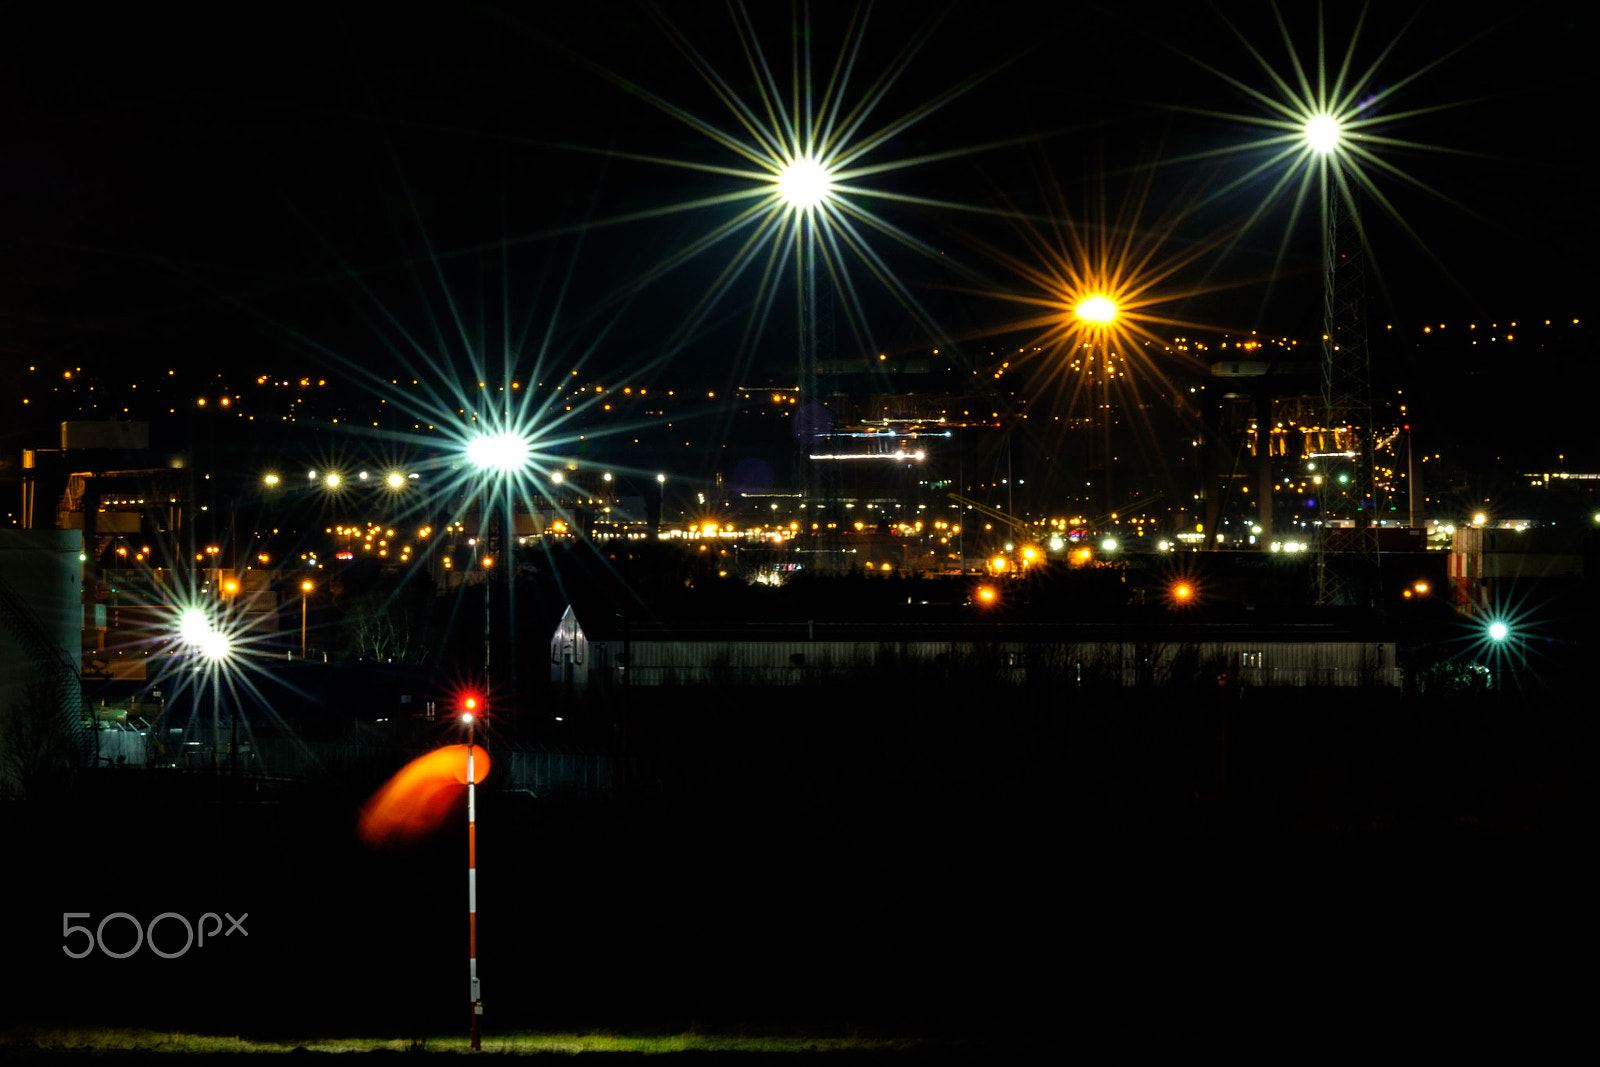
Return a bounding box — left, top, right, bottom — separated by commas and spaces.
550, 604, 1400, 691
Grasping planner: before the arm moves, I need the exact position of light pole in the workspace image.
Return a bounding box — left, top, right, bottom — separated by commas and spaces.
777, 156, 838, 510
177, 605, 234, 775
466, 437, 518, 677
1073, 296, 1120, 518
1304, 114, 1380, 605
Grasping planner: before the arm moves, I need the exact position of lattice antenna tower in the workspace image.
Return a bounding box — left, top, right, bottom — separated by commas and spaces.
1315, 190, 1382, 606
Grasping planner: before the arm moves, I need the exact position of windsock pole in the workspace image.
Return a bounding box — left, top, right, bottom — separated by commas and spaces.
468, 734, 482, 1050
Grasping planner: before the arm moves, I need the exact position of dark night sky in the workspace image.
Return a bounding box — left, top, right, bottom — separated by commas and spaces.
2, 1, 1594, 453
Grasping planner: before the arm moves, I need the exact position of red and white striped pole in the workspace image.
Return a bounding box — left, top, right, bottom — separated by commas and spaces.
466, 712, 482, 1050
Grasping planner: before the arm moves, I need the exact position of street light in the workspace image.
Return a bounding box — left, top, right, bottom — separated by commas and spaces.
175, 604, 236, 774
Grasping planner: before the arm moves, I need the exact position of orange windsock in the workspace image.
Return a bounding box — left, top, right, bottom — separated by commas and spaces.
358, 744, 489, 846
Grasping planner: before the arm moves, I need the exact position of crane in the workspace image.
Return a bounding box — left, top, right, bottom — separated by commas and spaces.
1074, 491, 1165, 536
945, 492, 1040, 540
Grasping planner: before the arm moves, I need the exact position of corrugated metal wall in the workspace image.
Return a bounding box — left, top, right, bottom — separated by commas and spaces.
605, 637, 1399, 688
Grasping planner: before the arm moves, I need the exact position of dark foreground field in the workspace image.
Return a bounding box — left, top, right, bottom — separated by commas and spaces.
2, 684, 1592, 1059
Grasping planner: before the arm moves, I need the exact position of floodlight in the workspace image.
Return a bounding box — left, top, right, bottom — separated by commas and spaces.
196, 629, 233, 661
1488, 620, 1509, 641
776, 156, 834, 210
1074, 296, 1118, 323
467, 432, 532, 473
179, 608, 211, 645
1304, 114, 1342, 153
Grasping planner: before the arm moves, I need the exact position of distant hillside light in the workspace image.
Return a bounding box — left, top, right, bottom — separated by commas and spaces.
776, 156, 834, 210
1305, 113, 1342, 153
1075, 296, 1117, 323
